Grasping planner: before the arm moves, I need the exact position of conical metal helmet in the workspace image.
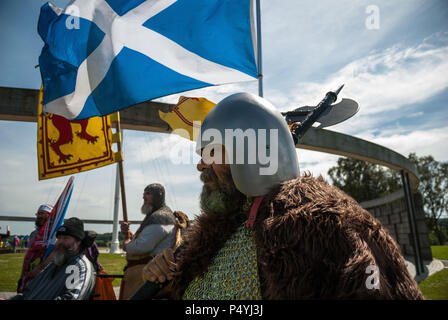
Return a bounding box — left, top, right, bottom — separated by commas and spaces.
196, 92, 300, 196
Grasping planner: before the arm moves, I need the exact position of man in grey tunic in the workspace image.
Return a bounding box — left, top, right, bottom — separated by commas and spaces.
119, 183, 177, 300
10, 218, 96, 300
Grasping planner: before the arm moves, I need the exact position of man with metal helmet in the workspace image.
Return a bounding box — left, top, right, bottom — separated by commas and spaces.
119, 183, 187, 300
141, 93, 423, 299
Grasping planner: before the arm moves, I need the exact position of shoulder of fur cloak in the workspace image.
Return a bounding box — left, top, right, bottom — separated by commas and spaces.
254, 174, 424, 300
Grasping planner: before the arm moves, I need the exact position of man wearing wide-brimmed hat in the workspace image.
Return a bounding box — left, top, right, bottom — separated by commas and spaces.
11, 217, 96, 300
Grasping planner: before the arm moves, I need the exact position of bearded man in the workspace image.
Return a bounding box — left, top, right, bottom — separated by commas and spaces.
11, 218, 96, 300
119, 183, 180, 300
141, 92, 423, 300
28, 204, 53, 248
16, 204, 55, 292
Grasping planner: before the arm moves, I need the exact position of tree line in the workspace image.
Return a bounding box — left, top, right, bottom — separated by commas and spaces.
327, 153, 448, 245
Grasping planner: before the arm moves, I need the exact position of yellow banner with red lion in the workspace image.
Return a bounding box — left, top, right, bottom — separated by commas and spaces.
37, 86, 122, 180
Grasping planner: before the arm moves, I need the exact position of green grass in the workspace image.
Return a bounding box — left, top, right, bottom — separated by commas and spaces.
0, 253, 25, 291
2, 247, 447, 298
431, 245, 448, 260
419, 268, 448, 300
417, 245, 448, 300
0, 252, 126, 291
97, 253, 126, 287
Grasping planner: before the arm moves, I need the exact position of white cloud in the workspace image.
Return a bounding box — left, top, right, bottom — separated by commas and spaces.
339, 41, 448, 116
266, 32, 448, 137
297, 149, 341, 182
405, 111, 424, 118
1, 159, 23, 168
152, 33, 448, 144
260, 0, 427, 85
359, 127, 448, 162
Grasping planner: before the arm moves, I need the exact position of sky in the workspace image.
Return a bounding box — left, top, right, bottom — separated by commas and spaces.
0, 0, 447, 237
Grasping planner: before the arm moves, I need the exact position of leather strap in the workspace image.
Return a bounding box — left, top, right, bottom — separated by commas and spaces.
246, 196, 264, 228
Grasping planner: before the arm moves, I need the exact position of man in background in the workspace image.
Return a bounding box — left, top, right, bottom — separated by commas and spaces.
119, 183, 181, 300
16, 204, 54, 291
28, 204, 53, 248
10, 217, 96, 300
12, 235, 19, 253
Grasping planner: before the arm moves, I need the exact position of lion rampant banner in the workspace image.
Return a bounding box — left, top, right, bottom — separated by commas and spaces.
37, 86, 122, 180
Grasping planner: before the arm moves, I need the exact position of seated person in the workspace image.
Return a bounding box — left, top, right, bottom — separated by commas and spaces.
83, 230, 103, 273
10, 218, 96, 300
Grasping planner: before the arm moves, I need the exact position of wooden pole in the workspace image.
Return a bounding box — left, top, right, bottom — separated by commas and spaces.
114, 113, 128, 222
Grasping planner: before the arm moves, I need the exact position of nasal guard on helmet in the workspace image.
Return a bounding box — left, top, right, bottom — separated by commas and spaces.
196, 92, 299, 196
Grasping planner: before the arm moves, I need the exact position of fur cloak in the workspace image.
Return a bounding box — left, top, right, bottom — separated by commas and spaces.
171, 174, 424, 299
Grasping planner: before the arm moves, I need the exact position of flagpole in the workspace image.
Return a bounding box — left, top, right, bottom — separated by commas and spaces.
256, 0, 263, 97
110, 163, 121, 253
114, 113, 128, 222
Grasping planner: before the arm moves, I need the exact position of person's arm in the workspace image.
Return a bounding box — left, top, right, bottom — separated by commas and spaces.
124, 224, 172, 256
121, 222, 133, 250
27, 231, 36, 249
29, 251, 55, 279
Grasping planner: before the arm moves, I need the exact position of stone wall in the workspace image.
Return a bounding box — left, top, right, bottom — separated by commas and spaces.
360, 190, 432, 261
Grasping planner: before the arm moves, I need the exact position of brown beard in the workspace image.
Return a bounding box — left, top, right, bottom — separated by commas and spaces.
199, 168, 246, 215
35, 216, 47, 228
170, 168, 251, 299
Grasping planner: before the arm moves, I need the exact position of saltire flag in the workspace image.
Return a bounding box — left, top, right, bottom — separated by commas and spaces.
37, 85, 122, 180
38, 0, 258, 120
18, 177, 74, 293
159, 96, 216, 141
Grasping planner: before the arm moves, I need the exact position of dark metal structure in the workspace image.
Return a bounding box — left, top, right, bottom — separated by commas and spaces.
401, 171, 425, 274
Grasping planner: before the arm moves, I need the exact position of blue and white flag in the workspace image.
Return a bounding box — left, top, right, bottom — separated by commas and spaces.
43, 176, 74, 258
38, 0, 258, 120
